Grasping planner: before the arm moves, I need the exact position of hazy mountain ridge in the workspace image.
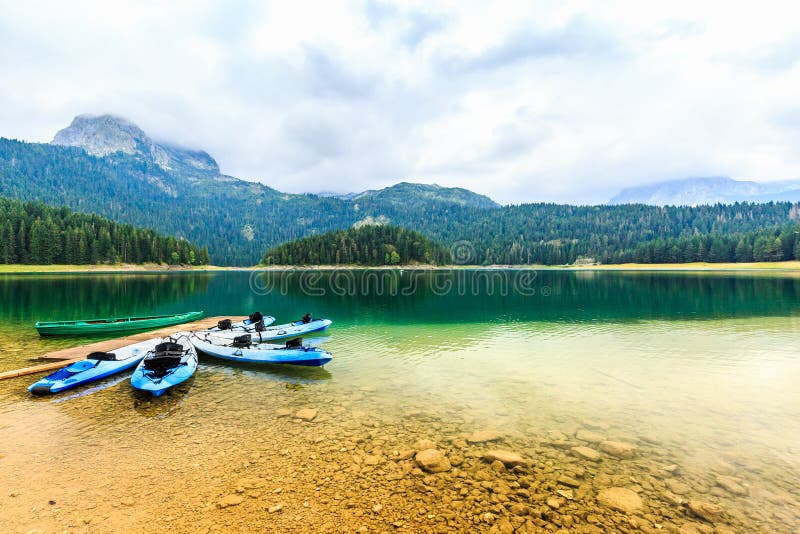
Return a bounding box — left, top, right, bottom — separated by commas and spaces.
610, 176, 800, 206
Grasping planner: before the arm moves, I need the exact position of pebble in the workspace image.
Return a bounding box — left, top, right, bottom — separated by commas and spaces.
275, 408, 293, 418
294, 408, 318, 421
482, 450, 527, 467
415, 449, 451, 473
546, 497, 562, 509
268, 503, 283, 513
217, 495, 244, 508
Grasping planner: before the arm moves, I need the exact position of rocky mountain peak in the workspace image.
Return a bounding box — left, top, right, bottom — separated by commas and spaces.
52, 114, 219, 174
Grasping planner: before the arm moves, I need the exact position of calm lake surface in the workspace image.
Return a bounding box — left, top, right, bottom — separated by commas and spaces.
1, 270, 799, 533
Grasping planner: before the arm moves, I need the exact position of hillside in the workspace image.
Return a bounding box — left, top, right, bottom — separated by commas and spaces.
0, 198, 208, 265
262, 225, 450, 266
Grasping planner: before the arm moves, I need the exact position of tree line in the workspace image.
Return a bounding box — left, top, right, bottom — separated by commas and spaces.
262, 225, 450, 266
0, 198, 209, 265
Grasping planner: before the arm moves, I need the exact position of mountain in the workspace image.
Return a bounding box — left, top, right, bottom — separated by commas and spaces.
0, 115, 503, 264
353, 182, 499, 209
610, 176, 800, 206
2, 114, 800, 266
52, 114, 220, 176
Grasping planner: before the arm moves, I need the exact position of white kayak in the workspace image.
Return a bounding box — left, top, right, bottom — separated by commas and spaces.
130, 334, 198, 397
29, 338, 161, 395
191, 333, 333, 367
200, 316, 332, 342
208, 312, 276, 333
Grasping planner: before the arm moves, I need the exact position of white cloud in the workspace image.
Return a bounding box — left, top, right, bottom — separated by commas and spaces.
2, 0, 800, 203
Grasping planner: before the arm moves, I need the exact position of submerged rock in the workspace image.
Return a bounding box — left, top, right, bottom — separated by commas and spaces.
571, 446, 601, 462
596, 487, 643, 514
557, 475, 581, 488
415, 449, 451, 473
575, 429, 605, 443
295, 408, 318, 421
467, 430, 503, 443
687, 500, 724, 523
599, 440, 637, 459
483, 450, 527, 467
715, 475, 747, 496
413, 439, 436, 452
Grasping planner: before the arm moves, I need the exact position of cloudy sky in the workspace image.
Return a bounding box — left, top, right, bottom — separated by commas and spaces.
2, 0, 800, 204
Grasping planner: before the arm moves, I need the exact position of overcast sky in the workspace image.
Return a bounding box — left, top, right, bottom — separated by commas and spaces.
2, 1, 800, 204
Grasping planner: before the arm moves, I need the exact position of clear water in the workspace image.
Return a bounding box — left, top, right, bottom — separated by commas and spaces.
1, 270, 799, 532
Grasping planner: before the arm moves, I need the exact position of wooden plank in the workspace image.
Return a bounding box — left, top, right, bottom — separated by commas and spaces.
0, 358, 84, 380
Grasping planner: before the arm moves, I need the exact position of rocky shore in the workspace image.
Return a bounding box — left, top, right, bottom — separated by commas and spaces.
2, 376, 799, 533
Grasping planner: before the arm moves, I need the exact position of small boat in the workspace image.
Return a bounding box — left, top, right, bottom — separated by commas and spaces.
35, 311, 204, 336
130, 335, 198, 397
191, 333, 333, 367
210, 311, 276, 333
28, 338, 161, 395
201, 314, 332, 342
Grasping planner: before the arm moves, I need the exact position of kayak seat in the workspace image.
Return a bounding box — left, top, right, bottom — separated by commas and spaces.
88, 351, 117, 361
232, 334, 251, 348
249, 311, 264, 324
217, 319, 232, 330
285, 338, 303, 349
154, 342, 185, 356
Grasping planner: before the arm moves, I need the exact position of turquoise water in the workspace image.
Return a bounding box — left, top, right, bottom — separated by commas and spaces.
0, 270, 799, 532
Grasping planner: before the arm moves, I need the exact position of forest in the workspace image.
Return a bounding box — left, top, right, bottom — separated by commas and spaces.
5, 138, 800, 265
0, 198, 209, 265
262, 225, 450, 266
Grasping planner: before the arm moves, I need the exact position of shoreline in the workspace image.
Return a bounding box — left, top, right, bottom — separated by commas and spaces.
3, 261, 800, 274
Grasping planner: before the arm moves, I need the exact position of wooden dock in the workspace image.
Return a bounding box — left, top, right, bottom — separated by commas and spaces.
0, 316, 244, 380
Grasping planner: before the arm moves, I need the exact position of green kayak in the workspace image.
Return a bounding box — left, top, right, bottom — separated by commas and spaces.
35, 311, 204, 336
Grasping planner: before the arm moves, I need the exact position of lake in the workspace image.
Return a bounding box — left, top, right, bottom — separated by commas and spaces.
1, 269, 799, 532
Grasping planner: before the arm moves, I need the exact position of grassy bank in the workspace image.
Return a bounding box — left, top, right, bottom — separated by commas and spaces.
4, 261, 800, 273
0, 263, 227, 273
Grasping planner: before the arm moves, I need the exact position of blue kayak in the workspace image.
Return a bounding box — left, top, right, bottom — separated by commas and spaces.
204, 317, 333, 342
130, 336, 197, 397
191, 334, 332, 367
29, 339, 161, 395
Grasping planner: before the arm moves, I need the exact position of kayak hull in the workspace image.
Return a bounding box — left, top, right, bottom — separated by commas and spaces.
130, 336, 198, 396
202, 319, 332, 342
28, 339, 161, 395
35, 311, 204, 336
191, 336, 332, 367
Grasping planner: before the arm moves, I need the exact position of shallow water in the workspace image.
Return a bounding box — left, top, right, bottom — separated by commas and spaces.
1, 270, 799, 532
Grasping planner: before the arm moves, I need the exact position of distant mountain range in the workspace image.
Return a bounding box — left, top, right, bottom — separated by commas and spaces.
609, 176, 800, 206
2, 114, 799, 265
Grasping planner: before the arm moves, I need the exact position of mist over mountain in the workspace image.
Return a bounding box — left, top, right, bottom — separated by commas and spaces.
610, 177, 800, 206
